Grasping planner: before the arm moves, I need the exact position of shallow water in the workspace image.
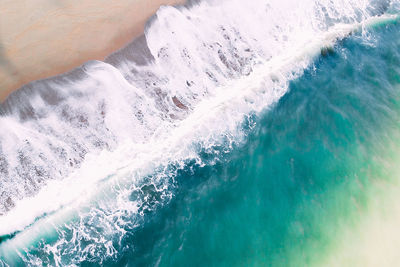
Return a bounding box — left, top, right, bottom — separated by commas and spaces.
1, 0, 400, 266
103, 20, 400, 267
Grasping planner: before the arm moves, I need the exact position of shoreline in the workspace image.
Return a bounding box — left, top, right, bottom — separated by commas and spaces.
0, 0, 185, 102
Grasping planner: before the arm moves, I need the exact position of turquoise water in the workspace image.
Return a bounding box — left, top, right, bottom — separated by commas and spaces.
102, 21, 400, 266
2, 11, 400, 267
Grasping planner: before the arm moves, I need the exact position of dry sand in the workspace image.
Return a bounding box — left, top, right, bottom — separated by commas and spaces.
0, 0, 184, 101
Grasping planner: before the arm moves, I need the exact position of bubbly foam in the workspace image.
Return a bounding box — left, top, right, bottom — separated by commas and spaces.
0, 0, 397, 264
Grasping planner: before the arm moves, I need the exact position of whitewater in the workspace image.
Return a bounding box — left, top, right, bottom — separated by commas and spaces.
0, 0, 399, 265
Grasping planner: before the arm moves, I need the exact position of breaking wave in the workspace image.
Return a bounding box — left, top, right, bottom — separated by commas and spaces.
0, 0, 398, 265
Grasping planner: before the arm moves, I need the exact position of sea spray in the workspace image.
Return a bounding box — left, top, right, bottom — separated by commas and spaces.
0, 0, 398, 265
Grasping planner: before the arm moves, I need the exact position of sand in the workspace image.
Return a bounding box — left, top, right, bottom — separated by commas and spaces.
0, 0, 185, 101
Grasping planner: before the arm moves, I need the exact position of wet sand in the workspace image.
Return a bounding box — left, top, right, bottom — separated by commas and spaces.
0, 0, 184, 101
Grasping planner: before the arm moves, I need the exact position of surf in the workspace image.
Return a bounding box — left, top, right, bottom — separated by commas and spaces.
0, 0, 399, 264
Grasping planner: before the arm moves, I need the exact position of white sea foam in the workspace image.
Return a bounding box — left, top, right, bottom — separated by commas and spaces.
0, 0, 397, 264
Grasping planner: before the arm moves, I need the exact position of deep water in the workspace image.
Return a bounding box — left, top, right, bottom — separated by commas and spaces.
103, 21, 400, 266
1, 6, 400, 267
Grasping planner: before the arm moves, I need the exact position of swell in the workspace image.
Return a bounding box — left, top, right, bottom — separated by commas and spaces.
0, 0, 397, 263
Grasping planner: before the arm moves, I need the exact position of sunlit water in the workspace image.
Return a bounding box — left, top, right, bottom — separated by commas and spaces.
1, 0, 400, 266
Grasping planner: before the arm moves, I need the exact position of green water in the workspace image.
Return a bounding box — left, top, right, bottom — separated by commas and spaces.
3, 15, 400, 267
103, 21, 400, 266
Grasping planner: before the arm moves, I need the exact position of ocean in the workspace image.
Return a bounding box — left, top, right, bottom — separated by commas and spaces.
1, 0, 400, 266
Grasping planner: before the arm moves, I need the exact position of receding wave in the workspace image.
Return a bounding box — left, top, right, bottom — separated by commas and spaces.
0, 0, 398, 265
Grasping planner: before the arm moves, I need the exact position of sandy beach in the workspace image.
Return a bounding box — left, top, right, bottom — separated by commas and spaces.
0, 0, 184, 101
